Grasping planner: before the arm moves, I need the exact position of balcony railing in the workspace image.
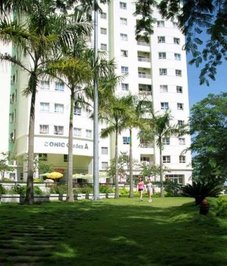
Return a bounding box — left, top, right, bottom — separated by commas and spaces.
138, 73, 151, 78
138, 57, 150, 62
137, 41, 150, 46
140, 143, 153, 148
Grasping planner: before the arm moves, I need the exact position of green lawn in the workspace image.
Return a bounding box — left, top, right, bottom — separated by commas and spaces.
0, 197, 227, 266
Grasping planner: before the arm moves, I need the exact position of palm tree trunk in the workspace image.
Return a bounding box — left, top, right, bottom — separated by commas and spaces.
67, 89, 75, 202
129, 128, 134, 198
159, 141, 164, 198
24, 74, 37, 204
114, 129, 119, 198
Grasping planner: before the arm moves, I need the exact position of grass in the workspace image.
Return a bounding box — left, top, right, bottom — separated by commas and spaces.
0, 197, 227, 266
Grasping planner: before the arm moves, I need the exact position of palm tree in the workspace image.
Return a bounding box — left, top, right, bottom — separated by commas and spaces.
100, 94, 137, 198
139, 107, 181, 197
0, 2, 92, 204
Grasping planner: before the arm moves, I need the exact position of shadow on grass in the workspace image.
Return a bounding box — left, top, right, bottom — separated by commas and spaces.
0, 198, 227, 266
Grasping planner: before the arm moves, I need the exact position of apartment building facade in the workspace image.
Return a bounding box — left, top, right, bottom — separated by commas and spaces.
8, 1, 192, 184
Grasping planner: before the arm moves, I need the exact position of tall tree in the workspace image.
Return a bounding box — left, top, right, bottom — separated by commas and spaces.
138, 106, 183, 197
190, 92, 227, 183
100, 94, 137, 198
0, 1, 92, 204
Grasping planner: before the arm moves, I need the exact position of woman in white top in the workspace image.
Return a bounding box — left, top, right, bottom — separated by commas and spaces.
146, 178, 153, 202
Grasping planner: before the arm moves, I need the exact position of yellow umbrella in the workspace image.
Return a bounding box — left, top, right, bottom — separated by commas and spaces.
46, 172, 63, 179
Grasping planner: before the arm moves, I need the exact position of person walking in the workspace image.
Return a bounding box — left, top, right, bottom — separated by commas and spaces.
137, 177, 144, 201
146, 178, 153, 202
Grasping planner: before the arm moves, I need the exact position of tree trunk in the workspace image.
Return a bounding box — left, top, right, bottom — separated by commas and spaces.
129, 128, 134, 198
67, 89, 75, 202
159, 141, 164, 198
114, 129, 119, 198
24, 73, 37, 204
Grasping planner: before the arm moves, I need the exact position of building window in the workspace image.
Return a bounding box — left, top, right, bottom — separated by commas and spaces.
74, 127, 81, 136
54, 103, 64, 113
40, 125, 49, 134
86, 107, 92, 118
165, 174, 184, 184
179, 138, 185, 145
174, 53, 181, 60
121, 49, 128, 57
174, 37, 180, 44
40, 80, 49, 90
178, 120, 185, 126
54, 126, 64, 135
100, 27, 107, 35
74, 107, 82, 115
123, 136, 130, 144
120, 2, 127, 9
39, 153, 47, 161
120, 33, 128, 41
140, 156, 150, 163
101, 147, 108, 155
175, 69, 182, 77
120, 17, 127, 25
121, 66, 129, 74
158, 36, 165, 43
157, 21, 165, 27
159, 52, 166, 59
55, 82, 64, 91
177, 103, 184, 110
176, 86, 183, 93
101, 161, 108, 170
40, 102, 49, 112
179, 156, 186, 163
163, 137, 170, 145
160, 85, 168, 92
100, 43, 107, 51
64, 154, 68, 162
121, 83, 129, 91
161, 102, 169, 109
86, 129, 92, 138
100, 12, 107, 19
173, 22, 178, 28
163, 156, 171, 163
159, 68, 167, 75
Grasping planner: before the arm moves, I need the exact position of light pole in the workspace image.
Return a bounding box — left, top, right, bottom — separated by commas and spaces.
93, 0, 99, 200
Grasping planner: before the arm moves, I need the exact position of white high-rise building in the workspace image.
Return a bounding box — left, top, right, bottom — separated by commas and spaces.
8, 1, 192, 184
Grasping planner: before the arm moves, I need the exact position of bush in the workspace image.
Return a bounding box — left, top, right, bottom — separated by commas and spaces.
182, 181, 223, 205
216, 196, 227, 218
50, 184, 67, 194
0, 184, 6, 194
9, 184, 25, 195
119, 187, 129, 197
99, 185, 114, 193
165, 182, 182, 197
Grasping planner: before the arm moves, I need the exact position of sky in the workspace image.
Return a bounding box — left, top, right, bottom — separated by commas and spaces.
187, 53, 227, 109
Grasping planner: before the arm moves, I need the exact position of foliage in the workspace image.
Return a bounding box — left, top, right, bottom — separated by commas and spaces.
216, 196, 227, 218
0, 184, 6, 194
50, 184, 68, 194
190, 93, 227, 182
0, 152, 15, 179
119, 187, 130, 197
182, 180, 223, 205
34, 178, 42, 183
7, 185, 43, 195
164, 182, 182, 197
106, 152, 129, 180
99, 185, 114, 194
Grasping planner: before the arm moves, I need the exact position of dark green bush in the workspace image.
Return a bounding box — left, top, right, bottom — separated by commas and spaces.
0, 184, 6, 194
164, 182, 182, 197
182, 181, 223, 205
216, 196, 227, 218
99, 185, 114, 193
50, 184, 67, 194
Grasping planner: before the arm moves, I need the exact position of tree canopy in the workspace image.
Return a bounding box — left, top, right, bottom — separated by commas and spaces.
190, 92, 227, 182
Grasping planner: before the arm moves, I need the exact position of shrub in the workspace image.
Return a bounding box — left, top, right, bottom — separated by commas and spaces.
0, 184, 6, 194
182, 181, 223, 205
165, 182, 182, 197
99, 185, 114, 193
34, 178, 42, 183
9, 184, 25, 195
216, 196, 227, 218
34, 186, 43, 195
50, 184, 67, 194
119, 187, 129, 197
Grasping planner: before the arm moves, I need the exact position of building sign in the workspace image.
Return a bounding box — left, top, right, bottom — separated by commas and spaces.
44, 141, 89, 150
